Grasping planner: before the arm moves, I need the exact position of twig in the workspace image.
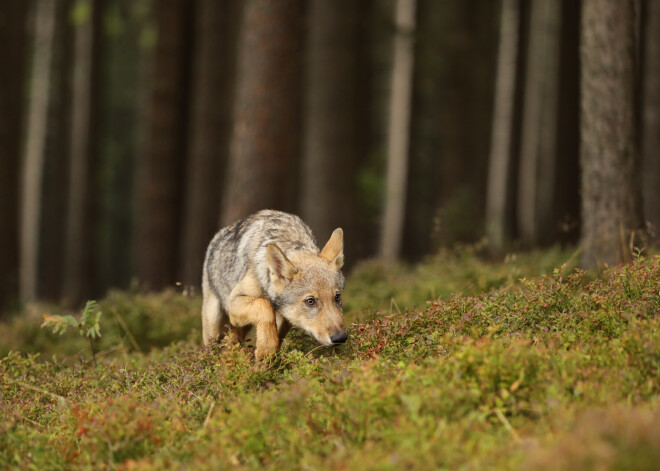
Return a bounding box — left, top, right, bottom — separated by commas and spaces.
203, 401, 216, 428
89, 337, 97, 367
389, 297, 402, 315
8, 378, 68, 406
23, 417, 45, 428
560, 245, 582, 274
106, 439, 114, 470
79, 344, 125, 366
112, 310, 141, 352
94, 344, 125, 358
303, 344, 332, 359
493, 407, 521, 443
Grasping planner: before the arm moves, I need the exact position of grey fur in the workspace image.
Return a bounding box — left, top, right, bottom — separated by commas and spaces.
204, 210, 317, 308
202, 210, 346, 350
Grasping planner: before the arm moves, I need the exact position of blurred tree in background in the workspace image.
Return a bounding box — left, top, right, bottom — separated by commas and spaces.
580, 0, 643, 268
135, 0, 193, 290
642, 0, 660, 244
0, 0, 657, 313
62, 0, 103, 304
302, 0, 370, 264
220, 0, 305, 225
0, 1, 29, 313
179, 0, 239, 288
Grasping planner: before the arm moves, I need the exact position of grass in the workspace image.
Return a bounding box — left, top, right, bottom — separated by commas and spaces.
1, 248, 659, 470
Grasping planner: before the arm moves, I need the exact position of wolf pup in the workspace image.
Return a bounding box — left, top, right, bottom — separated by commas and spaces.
202, 210, 347, 360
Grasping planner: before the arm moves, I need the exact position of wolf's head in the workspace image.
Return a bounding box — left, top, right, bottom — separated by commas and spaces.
266, 228, 347, 346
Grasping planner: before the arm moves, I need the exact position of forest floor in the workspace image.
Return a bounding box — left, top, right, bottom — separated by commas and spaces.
1, 248, 659, 470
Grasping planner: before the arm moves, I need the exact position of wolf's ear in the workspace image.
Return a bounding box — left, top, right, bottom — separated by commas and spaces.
320, 228, 344, 270
266, 243, 298, 286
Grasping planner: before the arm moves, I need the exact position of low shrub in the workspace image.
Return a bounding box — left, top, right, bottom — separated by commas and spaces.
0, 252, 658, 469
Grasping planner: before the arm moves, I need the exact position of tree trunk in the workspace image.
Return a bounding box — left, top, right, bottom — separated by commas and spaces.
0, 1, 29, 313
400, 0, 439, 261
99, 0, 149, 293
301, 0, 364, 263
641, 0, 660, 243
179, 0, 240, 288
221, 0, 305, 226
580, 0, 643, 269
39, 0, 74, 301
486, 0, 521, 252
135, 0, 194, 289
553, 0, 581, 246
517, 0, 561, 246
21, 0, 58, 301
379, 0, 416, 260
403, 0, 498, 259
63, 0, 103, 305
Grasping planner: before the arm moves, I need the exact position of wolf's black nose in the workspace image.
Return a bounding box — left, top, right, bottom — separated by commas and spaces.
331, 332, 348, 344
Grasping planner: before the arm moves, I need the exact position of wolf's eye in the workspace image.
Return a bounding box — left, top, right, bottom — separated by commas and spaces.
305, 297, 317, 307
335, 293, 342, 303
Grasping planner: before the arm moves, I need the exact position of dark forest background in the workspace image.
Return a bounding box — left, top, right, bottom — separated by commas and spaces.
1, 0, 658, 313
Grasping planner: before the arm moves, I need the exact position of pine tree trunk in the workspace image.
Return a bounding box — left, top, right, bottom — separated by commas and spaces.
400, 0, 439, 260
21, 0, 58, 301
517, 0, 561, 246
580, 0, 643, 268
0, 1, 29, 313
179, 0, 239, 288
301, 0, 363, 260
642, 0, 660, 242
39, 0, 74, 301
403, 0, 498, 258
135, 0, 193, 289
380, 0, 416, 260
486, 0, 521, 252
553, 0, 581, 245
221, 0, 305, 226
63, 0, 103, 305
99, 4, 148, 293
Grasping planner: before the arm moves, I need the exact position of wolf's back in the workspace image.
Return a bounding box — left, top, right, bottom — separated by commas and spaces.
204, 210, 319, 309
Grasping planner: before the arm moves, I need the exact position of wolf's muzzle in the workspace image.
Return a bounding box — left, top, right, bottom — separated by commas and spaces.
330, 332, 348, 344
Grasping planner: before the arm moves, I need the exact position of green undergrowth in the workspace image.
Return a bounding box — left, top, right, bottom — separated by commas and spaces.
343, 245, 577, 320
0, 246, 575, 358
1, 252, 659, 470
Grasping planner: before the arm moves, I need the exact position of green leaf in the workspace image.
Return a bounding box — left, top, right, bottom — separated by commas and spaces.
62, 315, 79, 327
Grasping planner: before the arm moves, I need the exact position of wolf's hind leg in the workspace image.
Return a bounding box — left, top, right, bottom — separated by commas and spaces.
202, 288, 229, 346
229, 325, 251, 343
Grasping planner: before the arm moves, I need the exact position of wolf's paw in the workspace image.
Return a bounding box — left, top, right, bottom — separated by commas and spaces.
255, 345, 278, 362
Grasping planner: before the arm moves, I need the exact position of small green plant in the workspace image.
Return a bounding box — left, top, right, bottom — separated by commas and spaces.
41, 300, 102, 365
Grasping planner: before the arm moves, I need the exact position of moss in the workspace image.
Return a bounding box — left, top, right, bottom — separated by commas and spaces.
1, 252, 659, 469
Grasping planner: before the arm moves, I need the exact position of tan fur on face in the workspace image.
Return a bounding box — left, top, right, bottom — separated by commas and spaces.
276, 254, 345, 345
320, 228, 344, 270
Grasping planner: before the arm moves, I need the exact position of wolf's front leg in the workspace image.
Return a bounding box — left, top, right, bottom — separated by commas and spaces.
227, 277, 279, 360
276, 313, 292, 342
228, 296, 279, 360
